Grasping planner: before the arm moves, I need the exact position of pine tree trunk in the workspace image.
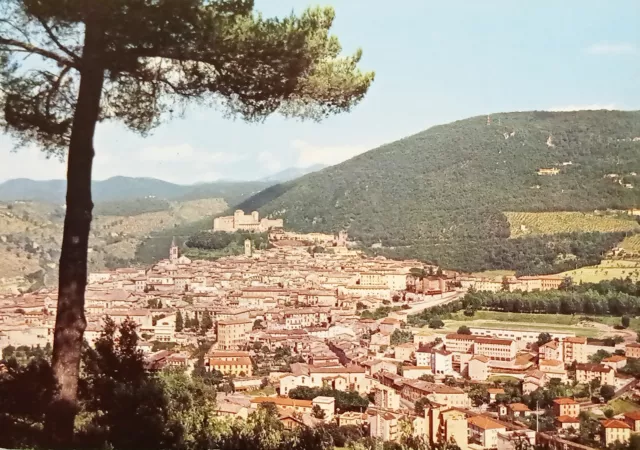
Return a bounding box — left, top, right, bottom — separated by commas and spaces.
45, 16, 105, 448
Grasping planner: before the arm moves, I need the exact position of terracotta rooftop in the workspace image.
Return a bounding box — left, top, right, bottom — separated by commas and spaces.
553, 397, 578, 405
600, 419, 631, 429
468, 415, 506, 430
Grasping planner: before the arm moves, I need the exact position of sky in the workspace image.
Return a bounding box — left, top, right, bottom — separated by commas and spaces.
1, 0, 639, 184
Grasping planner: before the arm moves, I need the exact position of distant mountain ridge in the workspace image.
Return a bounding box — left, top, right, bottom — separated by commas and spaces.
236, 110, 640, 273
0, 176, 272, 206
260, 164, 327, 183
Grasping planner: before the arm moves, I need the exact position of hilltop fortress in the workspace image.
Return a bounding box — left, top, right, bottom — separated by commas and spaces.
213, 210, 283, 233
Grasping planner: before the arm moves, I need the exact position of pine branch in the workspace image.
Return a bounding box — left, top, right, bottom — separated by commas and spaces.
0, 36, 78, 68
34, 16, 81, 64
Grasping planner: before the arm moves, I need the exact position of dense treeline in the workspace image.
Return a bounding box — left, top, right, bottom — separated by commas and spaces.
373, 231, 627, 275
0, 319, 341, 450
94, 198, 171, 216
462, 278, 640, 316
237, 111, 640, 272
288, 386, 369, 412
186, 230, 269, 250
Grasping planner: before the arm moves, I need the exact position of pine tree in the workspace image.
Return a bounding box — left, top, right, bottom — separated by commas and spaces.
201, 310, 213, 333
0, 1, 373, 443
175, 311, 184, 332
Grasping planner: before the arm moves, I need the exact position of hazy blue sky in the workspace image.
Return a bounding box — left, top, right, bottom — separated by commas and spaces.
1, 0, 639, 183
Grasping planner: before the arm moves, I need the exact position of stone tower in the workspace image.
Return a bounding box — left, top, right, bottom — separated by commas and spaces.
244, 239, 252, 257
169, 236, 179, 261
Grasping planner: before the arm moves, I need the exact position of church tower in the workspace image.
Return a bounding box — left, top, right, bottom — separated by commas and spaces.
244, 239, 252, 257
170, 236, 179, 261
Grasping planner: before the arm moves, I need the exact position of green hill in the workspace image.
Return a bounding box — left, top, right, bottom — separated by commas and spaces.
237, 110, 640, 274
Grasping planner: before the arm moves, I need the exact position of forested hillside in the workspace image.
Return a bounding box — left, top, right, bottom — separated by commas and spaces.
237, 110, 640, 273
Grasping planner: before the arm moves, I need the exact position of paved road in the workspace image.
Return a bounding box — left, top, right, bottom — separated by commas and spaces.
404, 290, 465, 315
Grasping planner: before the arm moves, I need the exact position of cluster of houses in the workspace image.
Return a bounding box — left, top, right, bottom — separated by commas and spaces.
1, 230, 636, 450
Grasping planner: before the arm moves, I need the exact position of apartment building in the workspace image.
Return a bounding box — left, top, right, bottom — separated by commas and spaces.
444, 333, 476, 353
563, 336, 588, 364
216, 319, 253, 350
473, 337, 516, 362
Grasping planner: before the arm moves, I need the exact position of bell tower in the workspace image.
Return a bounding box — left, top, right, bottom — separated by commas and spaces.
244, 239, 252, 257
169, 236, 179, 261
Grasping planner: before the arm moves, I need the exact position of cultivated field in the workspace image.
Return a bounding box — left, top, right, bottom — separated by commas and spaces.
505, 211, 640, 238
560, 259, 640, 283
621, 234, 640, 253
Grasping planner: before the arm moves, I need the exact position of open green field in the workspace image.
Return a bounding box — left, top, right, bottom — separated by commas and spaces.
560, 259, 640, 283
440, 310, 640, 337
505, 211, 640, 238
610, 398, 640, 415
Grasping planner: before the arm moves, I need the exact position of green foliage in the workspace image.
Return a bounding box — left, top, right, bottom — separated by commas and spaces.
457, 326, 471, 335
175, 310, 184, 332
360, 306, 392, 320
94, 198, 171, 216
311, 404, 326, 419
0, 357, 56, 448
537, 333, 552, 347
201, 310, 213, 334
601, 384, 616, 401
238, 111, 640, 272
418, 374, 435, 382
462, 280, 640, 317
288, 386, 369, 412
186, 230, 269, 251
317, 424, 364, 448
428, 318, 444, 329
622, 315, 631, 328
589, 349, 612, 364
414, 397, 431, 415
390, 329, 413, 345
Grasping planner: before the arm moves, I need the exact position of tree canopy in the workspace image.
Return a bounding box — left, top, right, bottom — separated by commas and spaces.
0, 1, 373, 445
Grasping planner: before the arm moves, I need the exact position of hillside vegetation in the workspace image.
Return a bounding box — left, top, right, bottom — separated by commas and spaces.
0, 176, 272, 205
506, 211, 640, 238
238, 110, 640, 273
0, 198, 227, 291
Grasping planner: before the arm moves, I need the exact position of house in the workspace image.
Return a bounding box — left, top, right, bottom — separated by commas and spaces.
312, 396, 336, 421
600, 419, 631, 446
369, 411, 399, 442
555, 415, 580, 431
445, 333, 476, 354
473, 337, 516, 362
563, 337, 588, 364
539, 359, 567, 381
431, 348, 453, 375
487, 388, 505, 403
603, 355, 627, 370
400, 380, 470, 408
467, 415, 506, 449
626, 343, 640, 358
207, 357, 253, 377
379, 318, 402, 334
424, 406, 469, 450
507, 403, 531, 418
394, 342, 415, 361
624, 411, 640, 432
468, 355, 490, 381
251, 397, 313, 415
539, 340, 562, 361
552, 398, 579, 418
575, 363, 615, 386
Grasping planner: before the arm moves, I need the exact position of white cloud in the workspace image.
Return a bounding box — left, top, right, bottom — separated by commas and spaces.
292, 139, 369, 168
547, 104, 619, 112
585, 42, 636, 55
258, 151, 282, 173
